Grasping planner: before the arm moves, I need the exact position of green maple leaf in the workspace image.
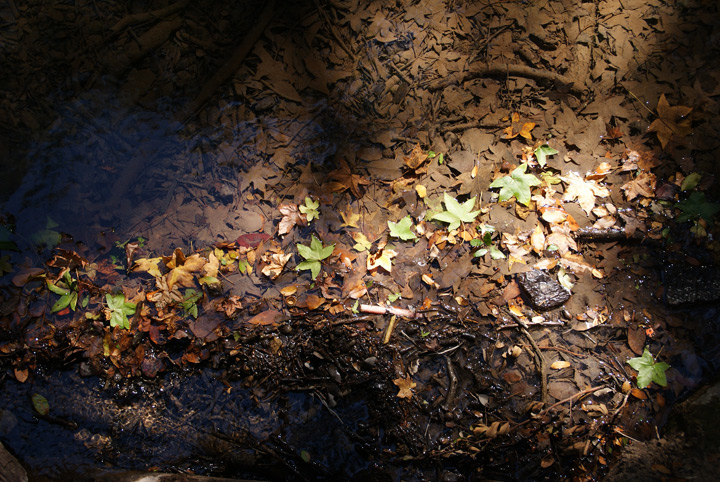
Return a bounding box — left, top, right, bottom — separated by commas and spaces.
299, 197, 320, 222
432, 192, 481, 231
534, 144, 558, 167
388, 215, 417, 241
106, 293, 136, 330
677, 191, 720, 223
296, 234, 335, 279
627, 347, 670, 389
489, 163, 540, 206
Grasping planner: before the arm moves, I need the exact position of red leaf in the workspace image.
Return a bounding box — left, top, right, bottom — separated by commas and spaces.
236, 233, 271, 248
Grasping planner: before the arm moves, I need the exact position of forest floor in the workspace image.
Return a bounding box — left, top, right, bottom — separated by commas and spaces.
1, 0, 720, 481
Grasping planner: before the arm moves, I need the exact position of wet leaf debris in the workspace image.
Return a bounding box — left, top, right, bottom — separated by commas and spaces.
2, 0, 720, 480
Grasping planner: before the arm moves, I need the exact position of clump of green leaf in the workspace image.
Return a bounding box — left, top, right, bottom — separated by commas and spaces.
427, 150, 444, 165
534, 144, 558, 167
181, 289, 203, 319
388, 215, 417, 241
296, 235, 334, 279
471, 224, 505, 259
676, 191, 719, 224
489, 163, 540, 206
627, 347, 670, 389
106, 293, 136, 330
432, 192, 481, 231
299, 197, 320, 222
47, 271, 80, 313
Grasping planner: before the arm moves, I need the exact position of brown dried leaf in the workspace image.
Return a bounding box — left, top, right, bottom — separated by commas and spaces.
393, 376, 416, 399
647, 94, 693, 149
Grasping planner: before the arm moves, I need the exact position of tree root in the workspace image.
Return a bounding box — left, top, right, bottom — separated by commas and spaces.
427, 63, 585, 96
109, 0, 191, 35
176, 0, 277, 124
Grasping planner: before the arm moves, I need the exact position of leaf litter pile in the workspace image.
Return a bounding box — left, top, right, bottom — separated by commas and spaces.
2, 0, 720, 480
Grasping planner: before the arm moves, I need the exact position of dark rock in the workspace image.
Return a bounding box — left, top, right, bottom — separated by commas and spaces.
1, 442, 28, 482
516, 269, 570, 310
663, 264, 720, 305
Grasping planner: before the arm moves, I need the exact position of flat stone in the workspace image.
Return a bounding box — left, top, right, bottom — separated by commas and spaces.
516, 269, 570, 310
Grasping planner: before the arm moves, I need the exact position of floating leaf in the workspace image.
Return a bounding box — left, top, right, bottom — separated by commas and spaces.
432, 192, 481, 230
278, 203, 303, 236
340, 206, 360, 228
299, 197, 320, 222
534, 144, 558, 167
388, 215, 417, 241
367, 248, 396, 273
132, 257, 163, 278
352, 232, 372, 252
490, 164, 540, 206
627, 347, 670, 389
106, 293, 136, 330
296, 235, 334, 279
32, 393, 49, 415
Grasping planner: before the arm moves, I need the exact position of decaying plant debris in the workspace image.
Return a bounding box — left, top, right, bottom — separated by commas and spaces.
1, 0, 720, 480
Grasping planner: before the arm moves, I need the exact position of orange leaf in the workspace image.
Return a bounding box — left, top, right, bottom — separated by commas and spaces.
246, 309, 283, 326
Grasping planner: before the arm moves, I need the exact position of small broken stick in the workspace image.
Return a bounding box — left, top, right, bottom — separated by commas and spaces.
359, 303, 417, 319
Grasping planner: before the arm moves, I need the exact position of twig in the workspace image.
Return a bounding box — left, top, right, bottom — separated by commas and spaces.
506, 309, 548, 404
360, 303, 417, 319
382, 315, 398, 344
427, 63, 584, 96
536, 385, 608, 419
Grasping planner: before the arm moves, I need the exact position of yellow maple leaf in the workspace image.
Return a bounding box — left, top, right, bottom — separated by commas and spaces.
504, 112, 535, 140
165, 251, 206, 290
131, 257, 163, 278
367, 248, 396, 273
341, 206, 360, 228
648, 94, 692, 149
393, 376, 416, 399
352, 232, 372, 252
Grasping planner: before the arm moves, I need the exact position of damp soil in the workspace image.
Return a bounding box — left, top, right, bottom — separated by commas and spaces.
2, 1, 720, 481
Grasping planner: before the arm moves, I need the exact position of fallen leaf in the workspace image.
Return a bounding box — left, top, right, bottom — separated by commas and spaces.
298, 294, 325, 310
367, 248, 396, 273
328, 159, 370, 198
647, 94, 692, 149
504, 112, 535, 140
278, 203, 303, 236
246, 309, 283, 326
261, 251, 291, 279
14, 367, 28, 383
561, 171, 610, 215
236, 232, 271, 248
393, 376, 416, 399
340, 206, 360, 228
163, 250, 206, 290
403, 144, 429, 171
217, 296, 243, 318
132, 257, 163, 278
352, 232, 372, 252
12, 267, 45, 287
622, 171, 656, 201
